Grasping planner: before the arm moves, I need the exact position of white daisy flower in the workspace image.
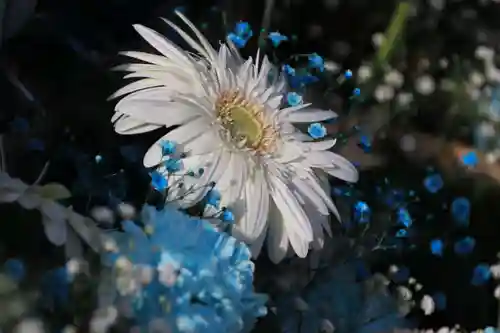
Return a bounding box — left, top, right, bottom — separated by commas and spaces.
110, 12, 358, 262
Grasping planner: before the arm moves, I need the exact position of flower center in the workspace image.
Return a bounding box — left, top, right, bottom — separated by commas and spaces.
216, 91, 277, 154
225, 106, 263, 147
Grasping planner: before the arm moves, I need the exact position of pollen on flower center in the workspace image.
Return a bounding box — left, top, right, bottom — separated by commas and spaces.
216, 91, 278, 154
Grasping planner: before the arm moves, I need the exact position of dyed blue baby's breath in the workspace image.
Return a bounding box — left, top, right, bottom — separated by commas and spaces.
308, 123, 327, 139
268, 32, 288, 47
354, 201, 371, 224
454, 236, 475, 255
359, 135, 372, 153
397, 207, 412, 227
432, 292, 447, 310
206, 189, 221, 207
161, 140, 176, 156
307, 53, 324, 72
461, 151, 478, 168
234, 21, 251, 37
102, 205, 267, 333
286, 92, 303, 106
451, 197, 470, 227
221, 209, 235, 223
150, 171, 168, 191
282, 64, 295, 76
430, 239, 444, 256
4, 258, 25, 282
228, 33, 248, 48
423, 173, 443, 193
471, 263, 491, 286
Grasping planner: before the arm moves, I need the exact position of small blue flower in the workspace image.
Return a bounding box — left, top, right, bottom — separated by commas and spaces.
430, 239, 444, 256
423, 173, 443, 193
282, 64, 296, 76
471, 263, 491, 286
95, 155, 103, 163
227, 33, 248, 48
164, 158, 182, 172
286, 92, 303, 106
268, 32, 288, 47
222, 209, 235, 223
432, 292, 447, 310
359, 135, 372, 153
206, 189, 221, 207
485, 327, 499, 333
451, 197, 471, 227
308, 123, 327, 139
397, 207, 412, 227
235, 21, 251, 37
395, 229, 408, 238
4, 258, 25, 282
344, 69, 353, 79
160, 140, 176, 156
461, 151, 478, 167
288, 73, 319, 88
41, 267, 70, 308
354, 201, 371, 224
353, 88, 361, 96
149, 171, 167, 191
308, 53, 324, 72
454, 236, 475, 255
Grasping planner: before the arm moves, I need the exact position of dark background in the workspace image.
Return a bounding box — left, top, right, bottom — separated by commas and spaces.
2, 0, 500, 331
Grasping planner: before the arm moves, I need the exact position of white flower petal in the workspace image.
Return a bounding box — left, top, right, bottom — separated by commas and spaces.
42, 214, 67, 246
17, 191, 42, 209
298, 138, 337, 151
114, 116, 162, 135
267, 172, 313, 245
115, 92, 200, 126
285, 108, 338, 123
267, 203, 288, 263
108, 79, 163, 100
143, 117, 211, 167
132, 24, 195, 69
307, 151, 359, 182
231, 167, 269, 243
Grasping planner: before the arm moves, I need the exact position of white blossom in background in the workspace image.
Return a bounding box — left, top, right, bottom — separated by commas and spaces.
415, 75, 436, 95
324, 60, 340, 73
439, 58, 449, 69
89, 307, 118, 333
357, 64, 373, 83
117, 202, 136, 219
374, 84, 395, 102
13, 318, 45, 333
400, 134, 417, 152
420, 294, 435, 315
385, 69, 404, 88
372, 33, 385, 48
396, 92, 414, 108
90, 206, 115, 225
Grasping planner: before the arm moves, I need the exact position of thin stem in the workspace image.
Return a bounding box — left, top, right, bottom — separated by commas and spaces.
258, 0, 276, 45
33, 161, 50, 185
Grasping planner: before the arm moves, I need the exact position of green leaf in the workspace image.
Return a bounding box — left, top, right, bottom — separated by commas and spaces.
36, 183, 72, 200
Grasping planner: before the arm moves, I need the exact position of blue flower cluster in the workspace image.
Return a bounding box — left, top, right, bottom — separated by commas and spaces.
101, 204, 267, 333
275, 262, 411, 333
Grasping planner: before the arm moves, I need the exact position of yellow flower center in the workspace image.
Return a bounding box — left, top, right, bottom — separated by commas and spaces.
216, 91, 277, 154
